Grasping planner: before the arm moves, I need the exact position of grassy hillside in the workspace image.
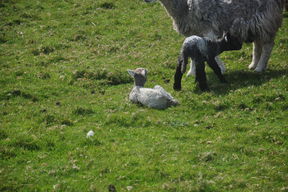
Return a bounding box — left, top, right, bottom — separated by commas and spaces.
0, 0, 287, 191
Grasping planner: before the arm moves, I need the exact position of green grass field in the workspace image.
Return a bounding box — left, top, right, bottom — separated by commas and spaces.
0, 0, 287, 191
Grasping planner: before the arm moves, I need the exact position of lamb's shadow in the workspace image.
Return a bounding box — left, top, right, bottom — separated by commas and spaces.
203, 68, 288, 95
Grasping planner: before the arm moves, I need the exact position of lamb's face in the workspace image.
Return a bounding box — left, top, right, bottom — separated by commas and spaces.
134, 68, 147, 77
128, 68, 148, 87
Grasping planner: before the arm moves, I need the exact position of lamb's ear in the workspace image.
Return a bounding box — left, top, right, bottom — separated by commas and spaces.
127, 70, 135, 77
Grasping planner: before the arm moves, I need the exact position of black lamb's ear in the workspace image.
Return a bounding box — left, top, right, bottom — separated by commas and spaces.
224, 32, 231, 42
127, 69, 135, 77
224, 35, 228, 42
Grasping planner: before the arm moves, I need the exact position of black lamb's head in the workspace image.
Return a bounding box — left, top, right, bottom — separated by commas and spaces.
223, 32, 243, 51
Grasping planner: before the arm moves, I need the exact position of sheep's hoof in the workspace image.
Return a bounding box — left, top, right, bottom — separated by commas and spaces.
248, 63, 257, 70
201, 88, 210, 92
199, 85, 210, 92
186, 70, 196, 76
173, 84, 181, 91
254, 67, 266, 73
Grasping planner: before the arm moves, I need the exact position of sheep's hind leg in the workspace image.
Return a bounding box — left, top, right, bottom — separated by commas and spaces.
249, 40, 262, 70
254, 41, 274, 72
215, 56, 225, 74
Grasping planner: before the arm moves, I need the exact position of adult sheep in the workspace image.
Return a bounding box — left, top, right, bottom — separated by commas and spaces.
144, 0, 284, 75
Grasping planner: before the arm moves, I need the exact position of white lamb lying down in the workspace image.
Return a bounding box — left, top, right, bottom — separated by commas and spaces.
128, 68, 179, 109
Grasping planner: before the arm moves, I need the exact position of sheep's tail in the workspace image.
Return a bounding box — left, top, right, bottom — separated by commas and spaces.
230, 0, 284, 42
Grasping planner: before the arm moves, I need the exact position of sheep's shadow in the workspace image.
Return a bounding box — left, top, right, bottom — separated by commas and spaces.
190, 68, 288, 95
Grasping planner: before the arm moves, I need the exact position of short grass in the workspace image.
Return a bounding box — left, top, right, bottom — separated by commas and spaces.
0, 0, 288, 191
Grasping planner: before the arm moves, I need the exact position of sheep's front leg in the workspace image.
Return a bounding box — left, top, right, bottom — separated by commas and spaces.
254, 41, 274, 72
249, 40, 262, 70
215, 56, 225, 74
207, 58, 227, 83
173, 57, 184, 91
195, 60, 209, 91
187, 60, 196, 76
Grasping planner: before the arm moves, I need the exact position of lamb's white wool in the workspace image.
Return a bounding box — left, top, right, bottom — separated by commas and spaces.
128, 68, 178, 109
145, 0, 284, 72
129, 87, 175, 109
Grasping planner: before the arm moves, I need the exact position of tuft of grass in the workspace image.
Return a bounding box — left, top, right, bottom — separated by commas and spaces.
71, 69, 132, 85
0, 90, 38, 102
73, 107, 94, 115
99, 2, 116, 9
0, 130, 8, 140
9, 138, 41, 151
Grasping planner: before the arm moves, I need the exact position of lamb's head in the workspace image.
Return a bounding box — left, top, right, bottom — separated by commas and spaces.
221, 32, 243, 51
128, 68, 148, 87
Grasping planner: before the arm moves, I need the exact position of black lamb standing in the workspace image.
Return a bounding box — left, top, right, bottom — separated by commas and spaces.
174, 33, 242, 91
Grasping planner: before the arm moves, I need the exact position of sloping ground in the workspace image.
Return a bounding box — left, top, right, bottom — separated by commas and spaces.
0, 0, 287, 191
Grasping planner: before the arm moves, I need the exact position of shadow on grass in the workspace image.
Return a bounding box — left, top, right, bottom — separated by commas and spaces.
193, 68, 288, 95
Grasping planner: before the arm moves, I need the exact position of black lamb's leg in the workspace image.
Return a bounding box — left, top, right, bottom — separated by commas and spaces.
195, 60, 209, 91
207, 58, 227, 83
173, 56, 184, 91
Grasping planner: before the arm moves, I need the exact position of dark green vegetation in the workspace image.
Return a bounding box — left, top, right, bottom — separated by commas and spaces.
0, 0, 287, 191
